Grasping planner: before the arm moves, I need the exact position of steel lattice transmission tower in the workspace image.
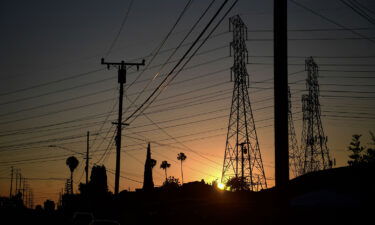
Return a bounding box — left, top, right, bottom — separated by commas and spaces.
221, 15, 267, 191
288, 87, 303, 177
301, 57, 332, 174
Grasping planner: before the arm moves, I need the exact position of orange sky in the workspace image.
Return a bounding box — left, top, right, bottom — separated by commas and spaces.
1, 0, 375, 206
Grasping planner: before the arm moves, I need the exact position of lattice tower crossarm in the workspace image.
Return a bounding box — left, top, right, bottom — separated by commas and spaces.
221, 15, 267, 191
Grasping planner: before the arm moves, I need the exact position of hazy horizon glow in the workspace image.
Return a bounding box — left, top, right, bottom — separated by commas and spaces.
1, 0, 374, 206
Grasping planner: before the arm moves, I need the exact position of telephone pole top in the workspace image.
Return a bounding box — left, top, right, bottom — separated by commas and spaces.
101, 58, 145, 195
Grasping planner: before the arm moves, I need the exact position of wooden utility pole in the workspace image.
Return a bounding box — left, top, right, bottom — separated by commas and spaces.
22, 178, 26, 203
86, 131, 90, 184
274, 0, 289, 188
9, 166, 13, 198
101, 58, 145, 195
15, 170, 19, 194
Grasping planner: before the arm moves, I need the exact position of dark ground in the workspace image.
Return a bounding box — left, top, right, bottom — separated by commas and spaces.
1, 166, 374, 225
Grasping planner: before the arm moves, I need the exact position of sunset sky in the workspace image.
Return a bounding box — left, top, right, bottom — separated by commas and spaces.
1, 0, 375, 206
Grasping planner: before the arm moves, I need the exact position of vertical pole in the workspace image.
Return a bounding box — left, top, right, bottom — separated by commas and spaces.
71, 172, 74, 194
25, 183, 28, 208
240, 143, 245, 179
15, 169, 18, 194
236, 80, 240, 177
274, 0, 289, 189
86, 131, 89, 184
114, 62, 125, 195
22, 178, 25, 203
29, 189, 32, 208
9, 166, 13, 198
19, 174, 21, 194
17, 172, 21, 194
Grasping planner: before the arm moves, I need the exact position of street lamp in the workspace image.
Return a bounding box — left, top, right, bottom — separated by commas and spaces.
48, 143, 90, 184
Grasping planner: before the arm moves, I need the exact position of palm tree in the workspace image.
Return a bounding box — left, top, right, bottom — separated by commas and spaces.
177, 152, 187, 184
160, 160, 171, 181
66, 156, 79, 193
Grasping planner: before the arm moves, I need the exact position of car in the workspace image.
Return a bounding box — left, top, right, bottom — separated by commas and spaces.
89, 219, 120, 225
72, 211, 94, 225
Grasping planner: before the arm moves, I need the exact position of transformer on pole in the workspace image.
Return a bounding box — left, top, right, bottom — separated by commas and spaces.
221, 15, 267, 191
301, 57, 332, 174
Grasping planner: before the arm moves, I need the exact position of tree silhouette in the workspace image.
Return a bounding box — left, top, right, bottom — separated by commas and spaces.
90, 165, 108, 193
363, 131, 375, 165
347, 134, 365, 166
143, 143, 156, 191
177, 152, 187, 184
66, 156, 79, 193
160, 160, 171, 181
162, 176, 180, 190
79, 165, 108, 196
225, 176, 249, 191
43, 199, 55, 212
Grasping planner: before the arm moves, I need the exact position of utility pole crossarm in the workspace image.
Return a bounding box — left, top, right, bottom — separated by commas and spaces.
48, 145, 85, 156
101, 58, 145, 69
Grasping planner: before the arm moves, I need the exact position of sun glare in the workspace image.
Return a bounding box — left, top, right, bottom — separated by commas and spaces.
217, 183, 225, 190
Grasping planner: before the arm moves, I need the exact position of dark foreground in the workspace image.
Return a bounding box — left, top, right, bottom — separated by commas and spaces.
1, 166, 374, 225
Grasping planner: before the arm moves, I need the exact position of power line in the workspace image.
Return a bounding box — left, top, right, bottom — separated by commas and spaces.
0, 46, 228, 107
105, 0, 135, 57
248, 62, 375, 67
0, 72, 229, 136
124, 0, 236, 123
289, 0, 375, 45
0, 101, 284, 158
0, 32, 228, 99
246, 27, 375, 33
4, 108, 371, 168
321, 69, 375, 73
0, 87, 115, 117
323, 114, 375, 120
125, 0, 216, 112
249, 54, 375, 59
0, 97, 115, 126
321, 95, 375, 99
0, 68, 104, 97
0, 57, 229, 124
338, 0, 375, 26
246, 36, 375, 41
351, 0, 375, 16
